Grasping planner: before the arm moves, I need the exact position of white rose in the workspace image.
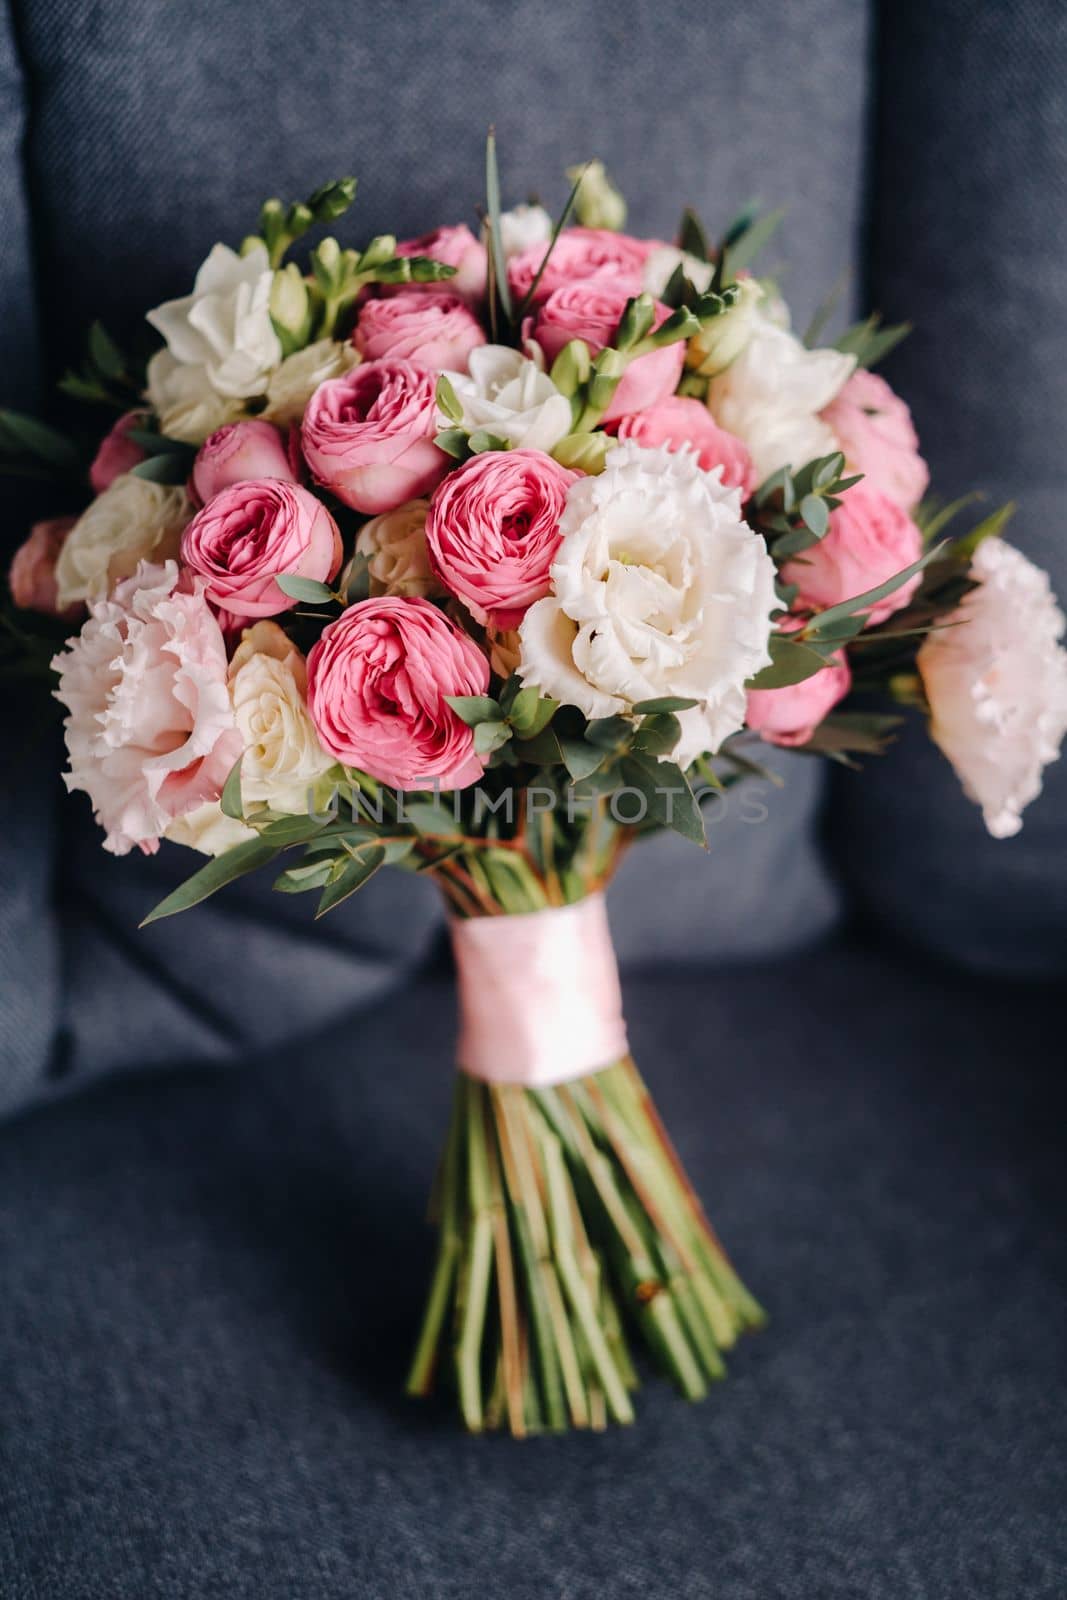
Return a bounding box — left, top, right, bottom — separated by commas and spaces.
518, 441, 777, 766
442, 345, 573, 453
228, 621, 334, 814
642, 245, 714, 300
918, 539, 1067, 838
706, 301, 855, 484
55, 474, 192, 608
164, 802, 254, 857
262, 338, 362, 427
495, 204, 553, 260
355, 499, 444, 600
147, 242, 282, 402
145, 349, 243, 445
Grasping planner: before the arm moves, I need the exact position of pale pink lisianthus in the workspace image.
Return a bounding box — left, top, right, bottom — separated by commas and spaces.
821, 369, 929, 512
394, 224, 487, 302
425, 448, 578, 630
746, 650, 851, 746
528, 282, 685, 424
354, 289, 486, 373
781, 482, 923, 628
612, 396, 756, 496
507, 227, 659, 306
301, 359, 448, 515
51, 560, 242, 855
8, 517, 81, 619
307, 596, 490, 790
89, 411, 147, 493
181, 479, 342, 620
191, 419, 297, 504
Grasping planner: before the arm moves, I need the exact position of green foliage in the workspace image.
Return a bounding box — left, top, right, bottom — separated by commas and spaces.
0, 409, 85, 479
835, 313, 911, 369
484, 128, 513, 338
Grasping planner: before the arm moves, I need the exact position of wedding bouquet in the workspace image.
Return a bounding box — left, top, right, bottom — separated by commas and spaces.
6, 142, 1067, 1437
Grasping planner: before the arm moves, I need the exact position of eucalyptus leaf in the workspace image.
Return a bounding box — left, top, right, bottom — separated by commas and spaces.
745, 634, 828, 690
484, 129, 513, 328
632, 696, 699, 713
805, 543, 945, 634
721, 208, 784, 283
130, 452, 192, 485
620, 755, 705, 846
273, 573, 336, 604
315, 843, 386, 917
560, 737, 608, 782
445, 694, 503, 726
140, 837, 280, 925
220, 754, 244, 822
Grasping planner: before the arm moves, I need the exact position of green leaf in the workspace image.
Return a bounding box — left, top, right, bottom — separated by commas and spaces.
436, 373, 463, 424
140, 837, 280, 925
273, 573, 336, 604
473, 719, 512, 755
620, 755, 705, 846
799, 494, 829, 537
315, 843, 386, 917
805, 543, 945, 635
632, 696, 699, 714
631, 712, 681, 758
468, 430, 510, 454
584, 715, 632, 750
721, 207, 784, 282
273, 860, 335, 894
678, 207, 711, 263
0, 409, 83, 473
484, 128, 513, 329
445, 694, 502, 726
835, 314, 911, 369
219, 755, 244, 822
88, 321, 126, 380
559, 736, 608, 782
403, 799, 463, 837
745, 633, 829, 690
508, 687, 558, 737
511, 725, 563, 766
129, 452, 191, 485
949, 500, 1015, 561
433, 427, 471, 460
516, 163, 588, 317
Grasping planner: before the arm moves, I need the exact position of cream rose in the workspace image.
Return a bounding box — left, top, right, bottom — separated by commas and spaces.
518, 441, 777, 766
441, 345, 573, 454
260, 339, 362, 427
355, 498, 444, 600
55, 474, 192, 608
227, 621, 334, 814
147, 242, 282, 404
145, 350, 243, 445
918, 539, 1067, 838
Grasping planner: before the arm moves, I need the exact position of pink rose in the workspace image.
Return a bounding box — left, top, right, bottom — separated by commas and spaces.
301, 360, 448, 515
611, 396, 755, 495
395, 224, 487, 302
354, 289, 486, 373
307, 596, 490, 790
89, 411, 147, 493
821, 369, 929, 511
781, 482, 924, 628
507, 227, 658, 306
746, 650, 851, 747
425, 448, 578, 630
529, 283, 684, 425
191, 420, 297, 504
51, 561, 242, 855
9, 516, 81, 618
181, 480, 342, 620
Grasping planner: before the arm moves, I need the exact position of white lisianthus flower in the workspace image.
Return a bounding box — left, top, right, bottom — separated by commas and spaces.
145, 349, 243, 445
495, 203, 553, 260
518, 441, 777, 766
355, 498, 444, 600
917, 539, 1067, 838
642, 245, 714, 300
706, 299, 855, 484
442, 345, 573, 453
147, 242, 282, 403
54, 474, 192, 608
261, 338, 362, 427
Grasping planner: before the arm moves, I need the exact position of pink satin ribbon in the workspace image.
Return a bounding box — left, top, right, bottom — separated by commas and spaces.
450, 892, 629, 1086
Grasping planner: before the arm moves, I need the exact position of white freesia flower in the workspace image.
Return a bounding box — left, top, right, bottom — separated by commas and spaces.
355, 498, 444, 600
442, 345, 573, 453
518, 441, 777, 766
262, 338, 362, 427
642, 245, 714, 299
495, 203, 553, 259
706, 299, 855, 484
145, 349, 243, 445
918, 539, 1067, 838
55, 474, 192, 608
147, 242, 282, 403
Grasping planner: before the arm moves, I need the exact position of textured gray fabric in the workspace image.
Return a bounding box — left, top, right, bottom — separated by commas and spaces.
0, 948, 1063, 1599
830, 0, 1067, 976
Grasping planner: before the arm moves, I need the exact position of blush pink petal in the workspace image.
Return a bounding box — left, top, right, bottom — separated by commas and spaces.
301, 359, 449, 514
181, 479, 342, 619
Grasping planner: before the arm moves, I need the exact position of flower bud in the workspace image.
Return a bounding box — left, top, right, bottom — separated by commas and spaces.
567, 160, 628, 232
686, 276, 763, 377
269, 264, 312, 354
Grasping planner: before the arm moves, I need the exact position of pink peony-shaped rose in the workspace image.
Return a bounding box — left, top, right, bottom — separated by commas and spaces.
529, 282, 685, 424
307, 596, 490, 790
821, 369, 929, 511
51, 560, 242, 855
746, 650, 851, 747
507, 227, 659, 306
425, 448, 578, 630
301, 360, 448, 515
395, 224, 487, 302
9, 516, 81, 618
781, 482, 923, 628
354, 289, 486, 373
611, 396, 755, 496
191, 420, 297, 504
181, 479, 342, 620
89, 411, 147, 493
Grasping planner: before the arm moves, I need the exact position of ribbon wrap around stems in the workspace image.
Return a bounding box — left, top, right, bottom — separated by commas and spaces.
450, 892, 629, 1087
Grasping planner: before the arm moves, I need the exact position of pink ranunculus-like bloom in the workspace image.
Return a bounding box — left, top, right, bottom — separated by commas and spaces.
307, 595, 490, 790
507, 227, 659, 306
612, 396, 756, 496
425, 448, 578, 631
9, 516, 81, 619
746, 649, 851, 747
51, 560, 242, 855
354, 289, 486, 373
821, 368, 929, 511
529, 283, 685, 425
781, 482, 924, 628
301, 359, 448, 514
191, 419, 297, 504
395, 224, 488, 302
181, 479, 342, 620
89, 411, 147, 493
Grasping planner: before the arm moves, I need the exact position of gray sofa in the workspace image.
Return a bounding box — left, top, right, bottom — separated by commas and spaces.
1, 2, 1064, 1595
